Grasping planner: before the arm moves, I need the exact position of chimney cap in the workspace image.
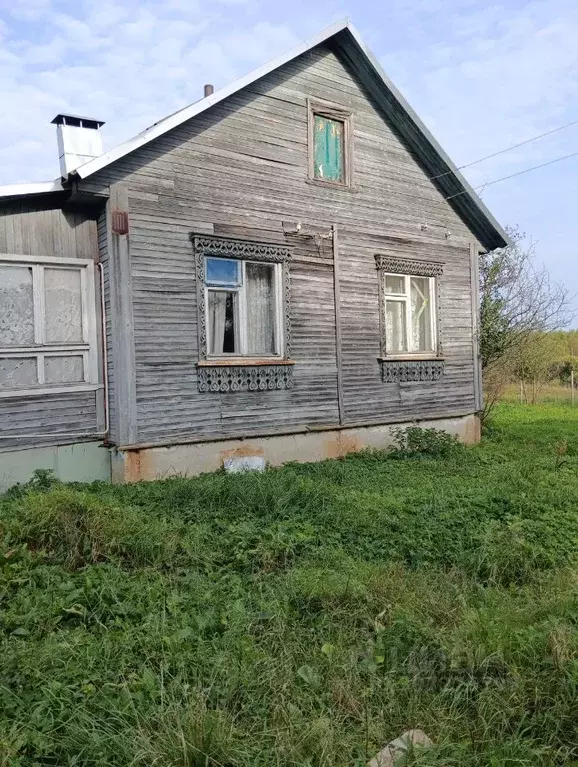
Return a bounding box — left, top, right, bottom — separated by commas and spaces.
51, 113, 105, 129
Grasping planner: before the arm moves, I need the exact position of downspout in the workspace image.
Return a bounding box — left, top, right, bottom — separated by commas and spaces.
97, 261, 110, 438
470, 242, 483, 413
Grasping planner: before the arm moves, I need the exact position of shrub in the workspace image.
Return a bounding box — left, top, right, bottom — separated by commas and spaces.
390, 426, 463, 458
3, 467, 60, 500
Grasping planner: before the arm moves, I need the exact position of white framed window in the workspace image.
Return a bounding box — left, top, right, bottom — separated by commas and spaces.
205, 256, 283, 358
384, 273, 437, 356
0, 254, 99, 398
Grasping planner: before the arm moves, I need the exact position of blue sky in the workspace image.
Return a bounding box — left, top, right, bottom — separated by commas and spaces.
1, 0, 577, 315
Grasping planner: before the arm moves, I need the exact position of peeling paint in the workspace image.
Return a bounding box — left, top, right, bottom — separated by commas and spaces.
220, 444, 265, 462
123, 450, 141, 483
324, 433, 361, 459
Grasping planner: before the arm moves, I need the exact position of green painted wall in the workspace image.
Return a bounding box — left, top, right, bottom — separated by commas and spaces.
0, 442, 111, 492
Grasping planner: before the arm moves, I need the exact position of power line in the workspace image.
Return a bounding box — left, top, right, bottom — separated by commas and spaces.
430, 117, 578, 182
445, 148, 578, 202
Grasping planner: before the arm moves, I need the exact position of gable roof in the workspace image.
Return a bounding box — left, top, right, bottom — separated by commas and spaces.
1, 20, 509, 250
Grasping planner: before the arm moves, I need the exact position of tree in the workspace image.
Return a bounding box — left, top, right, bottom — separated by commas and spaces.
479, 227, 573, 371
512, 332, 566, 404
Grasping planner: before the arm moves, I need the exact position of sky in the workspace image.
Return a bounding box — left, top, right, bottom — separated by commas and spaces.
1, 0, 577, 314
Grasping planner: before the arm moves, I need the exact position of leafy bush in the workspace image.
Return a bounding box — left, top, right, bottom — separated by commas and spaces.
390, 426, 464, 458
3, 467, 60, 500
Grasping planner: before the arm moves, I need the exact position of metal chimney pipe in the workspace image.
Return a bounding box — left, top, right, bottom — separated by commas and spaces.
50, 113, 105, 178
204, 84, 214, 97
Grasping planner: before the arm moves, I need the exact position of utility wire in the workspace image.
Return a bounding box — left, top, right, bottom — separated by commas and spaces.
430, 117, 578, 182
445, 148, 578, 202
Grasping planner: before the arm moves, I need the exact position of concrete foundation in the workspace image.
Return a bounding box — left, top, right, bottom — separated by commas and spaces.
0, 442, 111, 492
113, 414, 480, 483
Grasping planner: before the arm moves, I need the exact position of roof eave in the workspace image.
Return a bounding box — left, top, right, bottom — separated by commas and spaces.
331, 26, 510, 251
0, 179, 65, 201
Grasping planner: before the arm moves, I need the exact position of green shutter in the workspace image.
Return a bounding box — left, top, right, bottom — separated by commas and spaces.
313, 115, 344, 182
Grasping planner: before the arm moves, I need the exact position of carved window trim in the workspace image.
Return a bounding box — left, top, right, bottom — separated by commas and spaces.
375, 254, 445, 382
374, 256, 444, 278
380, 359, 445, 383
191, 234, 293, 392
198, 363, 294, 393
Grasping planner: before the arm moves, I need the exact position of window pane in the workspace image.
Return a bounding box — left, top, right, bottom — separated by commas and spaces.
45, 268, 83, 344
206, 258, 241, 287
385, 300, 407, 353
0, 265, 34, 347
208, 290, 238, 354
246, 263, 277, 355
410, 277, 433, 351
313, 115, 344, 182
0, 357, 37, 387
45, 355, 84, 384
385, 275, 405, 295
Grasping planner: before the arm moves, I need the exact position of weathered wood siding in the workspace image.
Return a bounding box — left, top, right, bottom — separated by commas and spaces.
97, 209, 116, 443
84, 43, 482, 445
0, 198, 102, 450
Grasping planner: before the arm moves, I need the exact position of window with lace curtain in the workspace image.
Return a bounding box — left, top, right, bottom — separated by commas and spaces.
205, 256, 283, 358
383, 273, 438, 356
0, 254, 99, 397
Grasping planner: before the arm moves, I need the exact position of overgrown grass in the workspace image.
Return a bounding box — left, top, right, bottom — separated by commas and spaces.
1, 404, 578, 766
502, 382, 576, 406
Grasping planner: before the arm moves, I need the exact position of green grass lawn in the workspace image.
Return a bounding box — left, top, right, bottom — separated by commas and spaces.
1, 404, 578, 766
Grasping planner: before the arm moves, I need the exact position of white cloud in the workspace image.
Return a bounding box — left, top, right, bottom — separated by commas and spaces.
377, 0, 578, 309
0, 0, 298, 183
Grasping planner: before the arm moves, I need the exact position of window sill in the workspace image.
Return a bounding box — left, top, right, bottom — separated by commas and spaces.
198, 358, 295, 367
378, 355, 444, 362
197, 361, 295, 392
306, 178, 355, 192
0, 383, 103, 399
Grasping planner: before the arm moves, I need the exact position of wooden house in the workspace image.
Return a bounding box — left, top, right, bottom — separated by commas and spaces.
0, 20, 509, 488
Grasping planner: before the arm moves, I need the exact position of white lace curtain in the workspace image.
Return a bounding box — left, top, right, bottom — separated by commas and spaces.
208, 292, 229, 355
207, 262, 277, 356
246, 263, 276, 355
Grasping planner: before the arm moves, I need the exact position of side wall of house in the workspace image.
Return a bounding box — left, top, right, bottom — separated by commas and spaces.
83, 43, 483, 447
0, 198, 105, 454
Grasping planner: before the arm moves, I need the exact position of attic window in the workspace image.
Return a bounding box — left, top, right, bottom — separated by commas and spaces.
308, 99, 352, 187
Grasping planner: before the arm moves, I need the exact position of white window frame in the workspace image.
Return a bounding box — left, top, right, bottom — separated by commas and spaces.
383, 273, 438, 357
204, 257, 284, 359
0, 253, 100, 398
